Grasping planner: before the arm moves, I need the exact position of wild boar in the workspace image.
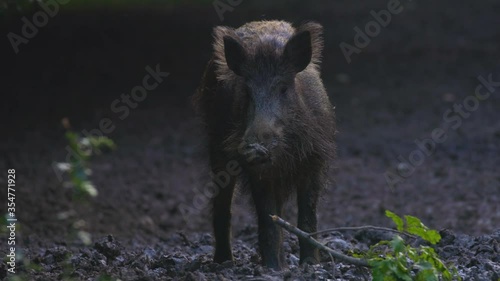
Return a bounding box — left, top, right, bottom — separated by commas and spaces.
193, 20, 336, 270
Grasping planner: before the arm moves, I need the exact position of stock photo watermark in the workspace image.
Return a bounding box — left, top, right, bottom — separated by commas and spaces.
52, 64, 169, 181
6, 169, 17, 274
213, 0, 243, 21
179, 160, 242, 223
340, 0, 409, 64
179, 132, 275, 223
7, 0, 70, 54
385, 73, 500, 188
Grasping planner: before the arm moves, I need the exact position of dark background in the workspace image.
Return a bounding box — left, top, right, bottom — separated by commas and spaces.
1, 0, 500, 246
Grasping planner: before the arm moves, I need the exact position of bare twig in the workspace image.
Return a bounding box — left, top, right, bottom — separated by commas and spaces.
271, 215, 370, 268
309, 226, 418, 240
327, 252, 337, 280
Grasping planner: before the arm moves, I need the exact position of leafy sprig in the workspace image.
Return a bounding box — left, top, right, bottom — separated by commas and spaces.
366, 211, 461, 281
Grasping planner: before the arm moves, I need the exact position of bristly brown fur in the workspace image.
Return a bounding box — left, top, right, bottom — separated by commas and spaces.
194, 20, 336, 270
212, 21, 324, 83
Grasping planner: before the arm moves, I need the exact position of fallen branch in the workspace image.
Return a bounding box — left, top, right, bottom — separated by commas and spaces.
309, 226, 418, 240
271, 215, 370, 268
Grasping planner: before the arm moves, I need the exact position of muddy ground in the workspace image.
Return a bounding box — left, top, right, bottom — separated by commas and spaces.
1, 0, 500, 280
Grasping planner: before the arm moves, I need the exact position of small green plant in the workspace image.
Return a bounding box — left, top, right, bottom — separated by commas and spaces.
55, 118, 116, 245
56, 118, 116, 200
364, 210, 461, 281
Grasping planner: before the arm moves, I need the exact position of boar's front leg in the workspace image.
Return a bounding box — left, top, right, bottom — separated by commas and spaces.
251, 183, 285, 270
212, 164, 236, 264
297, 172, 323, 264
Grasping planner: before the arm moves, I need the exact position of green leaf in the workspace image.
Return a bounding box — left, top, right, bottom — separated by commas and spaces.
386, 210, 404, 231
415, 261, 434, 271
88, 136, 116, 154
416, 269, 439, 281
395, 261, 412, 281
390, 235, 405, 253
405, 215, 441, 244
81, 181, 98, 197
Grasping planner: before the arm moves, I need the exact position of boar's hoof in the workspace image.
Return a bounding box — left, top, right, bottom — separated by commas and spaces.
242, 143, 270, 165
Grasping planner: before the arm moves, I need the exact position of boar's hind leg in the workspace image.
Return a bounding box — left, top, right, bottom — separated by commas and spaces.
212, 167, 236, 264
297, 175, 322, 264
252, 185, 285, 270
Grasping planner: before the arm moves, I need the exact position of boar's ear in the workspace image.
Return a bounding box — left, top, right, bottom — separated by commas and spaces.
283, 30, 312, 73
223, 36, 246, 76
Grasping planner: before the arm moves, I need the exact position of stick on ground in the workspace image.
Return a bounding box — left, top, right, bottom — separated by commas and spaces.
271, 215, 370, 268
309, 226, 418, 240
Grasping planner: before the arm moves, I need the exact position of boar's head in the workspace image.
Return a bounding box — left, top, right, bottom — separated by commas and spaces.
213, 22, 325, 168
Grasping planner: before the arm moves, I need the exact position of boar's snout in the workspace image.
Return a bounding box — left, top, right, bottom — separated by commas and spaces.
240, 123, 281, 165
241, 143, 270, 165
